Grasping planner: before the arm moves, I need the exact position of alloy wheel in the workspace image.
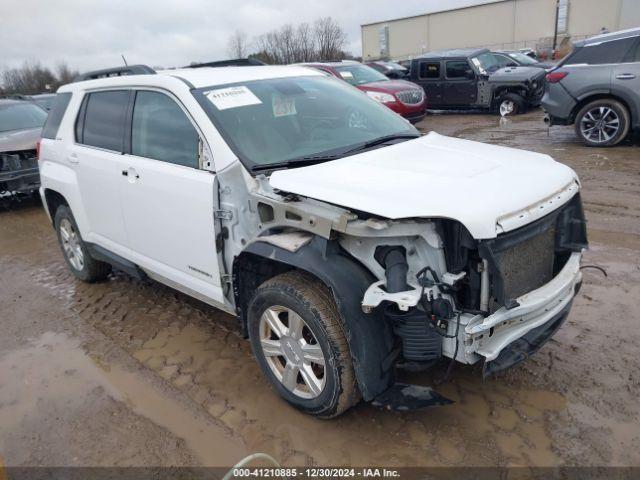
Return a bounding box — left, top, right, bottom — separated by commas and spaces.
259, 305, 326, 399
500, 100, 515, 116
580, 106, 620, 144
59, 218, 85, 271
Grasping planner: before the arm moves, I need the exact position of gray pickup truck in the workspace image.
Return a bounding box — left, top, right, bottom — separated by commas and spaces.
409, 48, 546, 116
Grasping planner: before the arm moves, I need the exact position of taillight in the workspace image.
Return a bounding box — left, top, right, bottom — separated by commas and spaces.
546, 71, 568, 83
36, 139, 41, 160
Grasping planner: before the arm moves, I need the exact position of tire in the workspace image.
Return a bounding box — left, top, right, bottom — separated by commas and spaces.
574, 99, 630, 147
54, 205, 111, 282
498, 93, 526, 116
247, 271, 360, 418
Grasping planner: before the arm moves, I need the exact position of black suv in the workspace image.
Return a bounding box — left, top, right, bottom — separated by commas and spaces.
409, 48, 546, 115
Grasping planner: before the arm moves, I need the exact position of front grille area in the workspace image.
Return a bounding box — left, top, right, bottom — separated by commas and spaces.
497, 225, 556, 300
478, 193, 588, 310
0, 150, 38, 172
396, 89, 424, 105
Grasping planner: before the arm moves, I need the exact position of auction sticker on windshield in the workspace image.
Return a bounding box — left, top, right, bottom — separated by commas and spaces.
205, 86, 262, 110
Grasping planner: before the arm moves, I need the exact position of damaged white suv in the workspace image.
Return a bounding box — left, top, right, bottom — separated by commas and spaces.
39, 63, 587, 418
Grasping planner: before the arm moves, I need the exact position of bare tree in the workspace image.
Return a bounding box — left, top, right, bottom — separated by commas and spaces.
314, 17, 347, 61
250, 17, 347, 64
227, 30, 249, 59
1, 61, 79, 95
56, 62, 78, 85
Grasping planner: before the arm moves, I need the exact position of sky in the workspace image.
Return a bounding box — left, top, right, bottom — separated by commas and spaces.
0, 0, 496, 72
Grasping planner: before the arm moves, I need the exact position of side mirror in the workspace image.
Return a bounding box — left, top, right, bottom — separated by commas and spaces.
465, 69, 476, 80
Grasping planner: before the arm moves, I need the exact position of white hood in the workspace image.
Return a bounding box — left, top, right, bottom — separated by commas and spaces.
269, 132, 579, 239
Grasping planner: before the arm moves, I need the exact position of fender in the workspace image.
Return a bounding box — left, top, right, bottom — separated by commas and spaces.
39, 160, 90, 236
239, 236, 395, 401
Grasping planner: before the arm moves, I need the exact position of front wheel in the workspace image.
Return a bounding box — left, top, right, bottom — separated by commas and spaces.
247, 271, 360, 418
498, 93, 525, 116
574, 99, 630, 147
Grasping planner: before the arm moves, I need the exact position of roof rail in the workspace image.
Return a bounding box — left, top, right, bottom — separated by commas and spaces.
73, 65, 156, 82
186, 58, 267, 68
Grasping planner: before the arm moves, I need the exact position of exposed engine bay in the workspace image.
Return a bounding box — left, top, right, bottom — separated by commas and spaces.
340, 192, 587, 375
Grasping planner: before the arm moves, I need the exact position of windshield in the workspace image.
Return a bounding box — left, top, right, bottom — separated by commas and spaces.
507, 52, 538, 65
193, 75, 418, 170
334, 64, 389, 85
0, 102, 48, 133
471, 52, 501, 74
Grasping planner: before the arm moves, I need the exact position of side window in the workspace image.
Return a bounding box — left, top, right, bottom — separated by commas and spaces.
41, 93, 72, 140
78, 90, 129, 151
566, 37, 637, 65
419, 62, 441, 79
622, 38, 640, 63
131, 91, 199, 168
446, 61, 472, 79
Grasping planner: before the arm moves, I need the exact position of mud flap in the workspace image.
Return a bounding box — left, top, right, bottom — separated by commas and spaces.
371, 383, 453, 411
483, 302, 571, 378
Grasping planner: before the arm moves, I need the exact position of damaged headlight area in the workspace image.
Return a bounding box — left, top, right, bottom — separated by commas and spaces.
341, 193, 588, 376
0, 149, 40, 195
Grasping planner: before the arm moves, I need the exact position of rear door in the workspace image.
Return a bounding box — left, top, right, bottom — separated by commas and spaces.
72, 90, 132, 249
416, 60, 444, 107
612, 37, 640, 126
119, 89, 224, 304
442, 59, 478, 106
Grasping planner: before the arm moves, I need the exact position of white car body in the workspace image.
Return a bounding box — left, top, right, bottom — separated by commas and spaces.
38, 64, 587, 413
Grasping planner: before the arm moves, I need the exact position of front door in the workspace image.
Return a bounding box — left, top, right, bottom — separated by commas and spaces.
442, 60, 478, 106
119, 89, 224, 304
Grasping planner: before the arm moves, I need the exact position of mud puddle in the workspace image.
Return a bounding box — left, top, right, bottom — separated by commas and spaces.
0, 331, 244, 466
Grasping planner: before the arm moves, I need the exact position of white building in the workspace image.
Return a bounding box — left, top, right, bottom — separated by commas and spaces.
361, 0, 640, 60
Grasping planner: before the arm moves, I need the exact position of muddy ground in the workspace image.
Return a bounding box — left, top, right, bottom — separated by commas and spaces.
0, 109, 639, 469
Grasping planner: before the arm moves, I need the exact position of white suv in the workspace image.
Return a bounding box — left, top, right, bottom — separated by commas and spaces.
39, 63, 588, 417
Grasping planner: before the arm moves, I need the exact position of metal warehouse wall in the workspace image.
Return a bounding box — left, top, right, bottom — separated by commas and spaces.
361, 0, 640, 60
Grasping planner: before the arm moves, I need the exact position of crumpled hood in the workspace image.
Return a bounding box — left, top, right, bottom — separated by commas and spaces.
269, 132, 578, 239
0, 127, 41, 153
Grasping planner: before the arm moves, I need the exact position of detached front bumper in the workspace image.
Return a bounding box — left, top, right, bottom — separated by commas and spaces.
463, 251, 582, 369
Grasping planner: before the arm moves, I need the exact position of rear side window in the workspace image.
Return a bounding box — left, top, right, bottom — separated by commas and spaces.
446, 61, 471, 79
419, 62, 441, 79
565, 37, 637, 65
42, 93, 72, 139
77, 90, 129, 151
131, 91, 199, 168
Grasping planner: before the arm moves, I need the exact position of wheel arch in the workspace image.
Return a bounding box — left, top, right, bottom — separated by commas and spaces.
570, 92, 633, 125
233, 236, 395, 401
43, 188, 69, 223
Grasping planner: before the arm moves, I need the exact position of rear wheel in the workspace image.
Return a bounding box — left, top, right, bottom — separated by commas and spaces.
247, 271, 359, 418
54, 205, 111, 282
575, 99, 630, 147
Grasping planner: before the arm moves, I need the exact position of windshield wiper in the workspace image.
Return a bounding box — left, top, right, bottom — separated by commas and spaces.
251, 154, 340, 172
341, 133, 420, 156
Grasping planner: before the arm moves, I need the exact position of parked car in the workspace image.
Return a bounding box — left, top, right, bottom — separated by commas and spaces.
366, 60, 409, 79
491, 51, 555, 70
542, 28, 640, 147
40, 63, 587, 418
300, 61, 427, 123
408, 48, 546, 116
31, 93, 57, 111
0, 99, 48, 195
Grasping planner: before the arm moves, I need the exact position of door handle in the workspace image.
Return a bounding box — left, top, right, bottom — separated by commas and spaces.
122, 168, 140, 180
68, 154, 79, 164
616, 73, 636, 80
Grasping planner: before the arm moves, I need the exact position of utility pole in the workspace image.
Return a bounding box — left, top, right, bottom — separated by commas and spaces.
552, 0, 560, 51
